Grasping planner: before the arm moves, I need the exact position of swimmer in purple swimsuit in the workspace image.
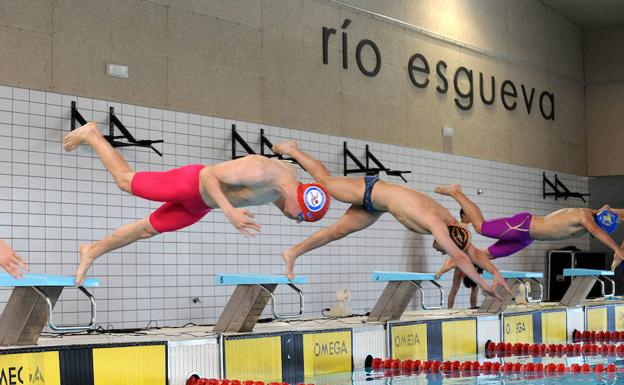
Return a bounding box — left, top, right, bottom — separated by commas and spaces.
434, 184, 624, 273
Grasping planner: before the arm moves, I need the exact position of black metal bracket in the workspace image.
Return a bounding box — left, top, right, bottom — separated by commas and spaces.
70, 101, 164, 156
343, 141, 411, 182
231, 124, 256, 159
231, 124, 300, 167
543, 172, 589, 202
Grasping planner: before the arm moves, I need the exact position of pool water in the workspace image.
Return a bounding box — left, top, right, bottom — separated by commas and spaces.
304, 355, 624, 385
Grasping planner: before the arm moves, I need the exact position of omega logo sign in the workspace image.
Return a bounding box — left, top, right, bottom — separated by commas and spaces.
313, 340, 348, 356
394, 333, 420, 347
322, 19, 555, 121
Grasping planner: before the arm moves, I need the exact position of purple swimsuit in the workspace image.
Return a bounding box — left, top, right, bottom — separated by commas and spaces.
481, 212, 533, 258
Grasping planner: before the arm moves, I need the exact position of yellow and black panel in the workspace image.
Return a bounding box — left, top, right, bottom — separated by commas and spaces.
223, 334, 283, 381
541, 310, 567, 344
586, 306, 608, 331
0, 350, 61, 385
302, 329, 352, 377
59, 347, 94, 385
92, 342, 166, 385
389, 322, 428, 361
615, 305, 624, 330
441, 318, 476, 360
608, 304, 616, 331
503, 313, 534, 343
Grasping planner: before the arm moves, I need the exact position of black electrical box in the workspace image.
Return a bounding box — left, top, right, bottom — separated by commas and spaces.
547, 249, 608, 301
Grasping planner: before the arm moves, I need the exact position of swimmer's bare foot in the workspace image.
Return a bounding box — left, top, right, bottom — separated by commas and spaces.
435, 184, 461, 197
435, 256, 456, 279
76, 244, 96, 286
612, 253, 623, 271
282, 250, 298, 281
272, 140, 298, 156
63, 121, 99, 152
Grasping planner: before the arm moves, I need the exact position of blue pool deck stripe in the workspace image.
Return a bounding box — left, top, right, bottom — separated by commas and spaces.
0, 273, 100, 287
482, 270, 543, 279
563, 268, 614, 276
215, 273, 307, 285
371, 271, 444, 281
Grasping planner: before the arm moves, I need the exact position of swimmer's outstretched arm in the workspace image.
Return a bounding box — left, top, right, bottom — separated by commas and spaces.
272, 140, 331, 182
430, 224, 500, 299
579, 211, 624, 269
282, 205, 381, 280
606, 206, 624, 221
466, 245, 511, 294
200, 157, 268, 237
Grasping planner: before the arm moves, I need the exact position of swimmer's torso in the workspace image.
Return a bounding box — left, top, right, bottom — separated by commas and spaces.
530, 208, 589, 240
198, 156, 298, 208
372, 181, 455, 234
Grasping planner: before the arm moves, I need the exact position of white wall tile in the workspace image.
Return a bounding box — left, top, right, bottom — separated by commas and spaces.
0, 84, 591, 328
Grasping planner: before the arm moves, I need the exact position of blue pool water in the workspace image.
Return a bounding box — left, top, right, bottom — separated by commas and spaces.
306, 355, 624, 385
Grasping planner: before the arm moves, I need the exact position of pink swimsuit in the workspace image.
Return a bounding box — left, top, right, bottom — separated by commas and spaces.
130, 164, 212, 233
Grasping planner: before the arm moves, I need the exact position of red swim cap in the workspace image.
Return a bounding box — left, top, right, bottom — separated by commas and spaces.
297, 183, 330, 222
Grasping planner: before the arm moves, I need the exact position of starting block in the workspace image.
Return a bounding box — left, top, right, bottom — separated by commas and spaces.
367, 271, 445, 323
0, 273, 99, 346
560, 268, 615, 307
478, 271, 543, 313
213, 274, 306, 333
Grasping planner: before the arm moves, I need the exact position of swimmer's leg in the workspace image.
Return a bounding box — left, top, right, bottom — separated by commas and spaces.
76, 217, 158, 285
435, 184, 485, 233
282, 205, 382, 280
447, 269, 463, 309
64, 122, 135, 193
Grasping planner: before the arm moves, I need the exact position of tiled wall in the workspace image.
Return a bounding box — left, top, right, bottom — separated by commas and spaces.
0, 84, 589, 329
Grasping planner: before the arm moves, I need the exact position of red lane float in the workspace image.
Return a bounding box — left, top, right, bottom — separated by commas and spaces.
368, 357, 620, 375
485, 340, 624, 358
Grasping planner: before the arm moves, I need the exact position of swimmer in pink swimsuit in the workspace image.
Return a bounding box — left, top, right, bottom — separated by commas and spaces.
64, 122, 330, 285
434, 184, 624, 273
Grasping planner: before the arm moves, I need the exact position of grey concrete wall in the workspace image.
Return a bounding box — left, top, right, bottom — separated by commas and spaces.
584, 27, 624, 176
0, 0, 586, 174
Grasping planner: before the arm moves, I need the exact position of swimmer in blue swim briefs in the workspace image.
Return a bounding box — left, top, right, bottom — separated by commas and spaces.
272, 140, 510, 299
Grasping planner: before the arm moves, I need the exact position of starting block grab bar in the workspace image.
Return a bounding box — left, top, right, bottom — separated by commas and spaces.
478, 271, 544, 314
482, 271, 544, 304
258, 283, 304, 320
560, 269, 615, 306
0, 273, 100, 346
372, 272, 445, 310
367, 272, 446, 322
214, 274, 307, 333
32, 286, 97, 332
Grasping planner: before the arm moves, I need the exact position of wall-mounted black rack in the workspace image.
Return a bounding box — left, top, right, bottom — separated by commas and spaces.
70, 101, 164, 156
231, 124, 300, 167
343, 141, 411, 182
543, 172, 589, 202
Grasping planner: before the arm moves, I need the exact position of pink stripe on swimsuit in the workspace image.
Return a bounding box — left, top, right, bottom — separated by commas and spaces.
481, 212, 533, 258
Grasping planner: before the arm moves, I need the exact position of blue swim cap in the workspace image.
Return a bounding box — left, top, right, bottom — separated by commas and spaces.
594, 210, 619, 234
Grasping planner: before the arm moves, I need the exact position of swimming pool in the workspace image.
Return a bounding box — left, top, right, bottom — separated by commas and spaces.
298, 356, 624, 385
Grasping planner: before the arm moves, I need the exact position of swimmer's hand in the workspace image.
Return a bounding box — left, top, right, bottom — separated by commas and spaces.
272, 140, 298, 156
611, 250, 624, 271
479, 283, 503, 301
0, 240, 28, 279
226, 208, 261, 238
491, 272, 513, 296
